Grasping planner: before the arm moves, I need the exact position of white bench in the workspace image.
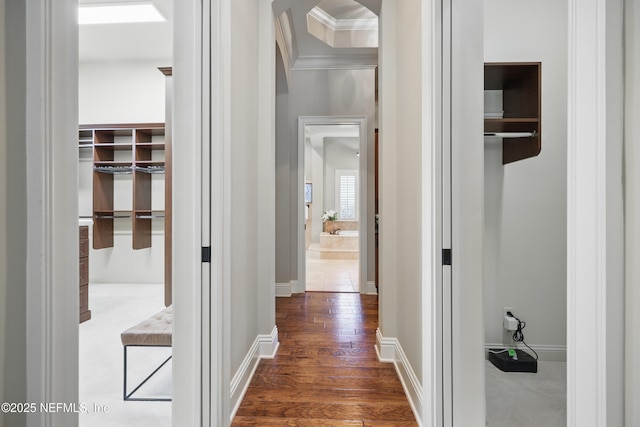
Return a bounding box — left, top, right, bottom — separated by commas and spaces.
120, 306, 172, 401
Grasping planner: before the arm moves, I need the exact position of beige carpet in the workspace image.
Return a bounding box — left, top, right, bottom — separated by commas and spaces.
485, 359, 566, 427
79, 283, 171, 427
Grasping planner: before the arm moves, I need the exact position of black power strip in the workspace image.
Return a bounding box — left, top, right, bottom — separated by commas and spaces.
489, 348, 537, 373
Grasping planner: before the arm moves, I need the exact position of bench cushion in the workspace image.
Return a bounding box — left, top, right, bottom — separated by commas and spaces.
121, 305, 172, 346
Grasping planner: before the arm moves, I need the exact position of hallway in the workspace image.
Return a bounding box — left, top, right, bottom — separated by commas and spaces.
231, 293, 418, 426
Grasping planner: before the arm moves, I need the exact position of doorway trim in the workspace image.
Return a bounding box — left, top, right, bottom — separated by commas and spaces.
24, 1, 80, 425
297, 115, 369, 294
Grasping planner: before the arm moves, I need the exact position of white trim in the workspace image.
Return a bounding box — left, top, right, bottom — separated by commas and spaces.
280, 4, 377, 71
308, 6, 378, 32
375, 329, 424, 426
291, 55, 378, 71
25, 1, 79, 425
448, 0, 485, 425
365, 281, 378, 295
421, 1, 444, 426
291, 280, 303, 294
274, 12, 292, 84
229, 327, 280, 422
298, 116, 368, 295
173, 0, 207, 424
259, 326, 280, 359
567, 0, 609, 426
276, 281, 293, 297
484, 343, 567, 362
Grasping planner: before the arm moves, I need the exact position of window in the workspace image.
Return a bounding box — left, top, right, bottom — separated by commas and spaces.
336, 170, 358, 220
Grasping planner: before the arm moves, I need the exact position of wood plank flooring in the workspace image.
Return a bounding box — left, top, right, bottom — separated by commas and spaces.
231, 292, 418, 427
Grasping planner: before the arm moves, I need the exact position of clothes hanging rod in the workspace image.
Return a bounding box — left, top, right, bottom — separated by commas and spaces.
484, 131, 536, 138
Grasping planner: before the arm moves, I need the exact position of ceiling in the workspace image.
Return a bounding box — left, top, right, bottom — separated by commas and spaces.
275, 0, 380, 71
305, 124, 360, 152
78, 0, 379, 71
79, 0, 173, 62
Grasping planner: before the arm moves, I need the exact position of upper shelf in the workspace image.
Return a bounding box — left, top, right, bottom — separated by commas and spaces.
484, 62, 541, 164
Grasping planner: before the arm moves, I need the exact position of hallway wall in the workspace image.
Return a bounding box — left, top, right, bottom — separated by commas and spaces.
378, 0, 424, 390
275, 66, 376, 288
229, 0, 277, 376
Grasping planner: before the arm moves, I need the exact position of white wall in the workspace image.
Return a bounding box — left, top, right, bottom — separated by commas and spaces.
483, 0, 568, 360
0, 1, 28, 425
79, 60, 167, 124
229, 0, 276, 376
275, 47, 293, 284
378, 0, 424, 384
79, 60, 168, 285
230, 0, 260, 374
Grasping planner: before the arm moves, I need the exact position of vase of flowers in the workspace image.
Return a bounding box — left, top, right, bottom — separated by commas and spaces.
322, 209, 338, 233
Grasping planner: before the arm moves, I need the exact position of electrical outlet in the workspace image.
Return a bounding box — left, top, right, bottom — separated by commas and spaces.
503, 306, 513, 317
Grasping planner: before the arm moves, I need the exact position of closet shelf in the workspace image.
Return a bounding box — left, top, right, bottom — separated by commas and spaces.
135, 211, 165, 219
484, 62, 541, 164
94, 210, 132, 219
81, 122, 168, 251
484, 131, 536, 138
134, 164, 165, 174
93, 143, 133, 150
93, 165, 133, 174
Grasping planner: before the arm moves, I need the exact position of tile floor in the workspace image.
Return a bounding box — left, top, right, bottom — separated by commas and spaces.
305, 254, 359, 292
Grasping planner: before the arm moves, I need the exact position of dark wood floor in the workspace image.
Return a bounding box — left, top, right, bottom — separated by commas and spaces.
231, 292, 418, 426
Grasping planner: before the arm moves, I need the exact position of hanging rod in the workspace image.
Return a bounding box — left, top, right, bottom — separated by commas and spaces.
484, 131, 536, 138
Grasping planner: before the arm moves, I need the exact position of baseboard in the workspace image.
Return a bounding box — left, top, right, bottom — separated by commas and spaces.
230, 326, 280, 421
291, 280, 303, 294
484, 343, 566, 362
259, 326, 280, 358
375, 328, 424, 426
365, 281, 378, 295
276, 282, 292, 297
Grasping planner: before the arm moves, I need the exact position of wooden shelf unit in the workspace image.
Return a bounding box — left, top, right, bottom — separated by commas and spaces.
81, 123, 167, 250
79, 225, 91, 323
159, 66, 173, 307
484, 62, 541, 164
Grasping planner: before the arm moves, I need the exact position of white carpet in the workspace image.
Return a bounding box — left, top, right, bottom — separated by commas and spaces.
79, 283, 171, 427
486, 359, 566, 427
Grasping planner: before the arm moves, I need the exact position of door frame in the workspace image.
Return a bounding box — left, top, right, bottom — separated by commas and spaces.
297, 115, 369, 294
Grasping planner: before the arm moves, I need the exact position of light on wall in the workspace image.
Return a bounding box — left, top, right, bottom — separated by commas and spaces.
79, 2, 165, 25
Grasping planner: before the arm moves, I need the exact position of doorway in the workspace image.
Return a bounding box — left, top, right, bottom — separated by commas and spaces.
77, 0, 173, 424
482, 2, 568, 426
298, 116, 368, 294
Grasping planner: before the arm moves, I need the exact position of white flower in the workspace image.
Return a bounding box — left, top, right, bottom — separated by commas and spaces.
322, 209, 337, 222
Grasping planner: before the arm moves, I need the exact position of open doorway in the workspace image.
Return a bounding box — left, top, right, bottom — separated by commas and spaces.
296, 116, 369, 294
482, 1, 567, 426
77, 0, 173, 424
302, 121, 364, 292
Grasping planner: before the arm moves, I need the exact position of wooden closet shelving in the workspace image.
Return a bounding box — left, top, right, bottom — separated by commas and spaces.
81, 123, 167, 250
484, 62, 541, 164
